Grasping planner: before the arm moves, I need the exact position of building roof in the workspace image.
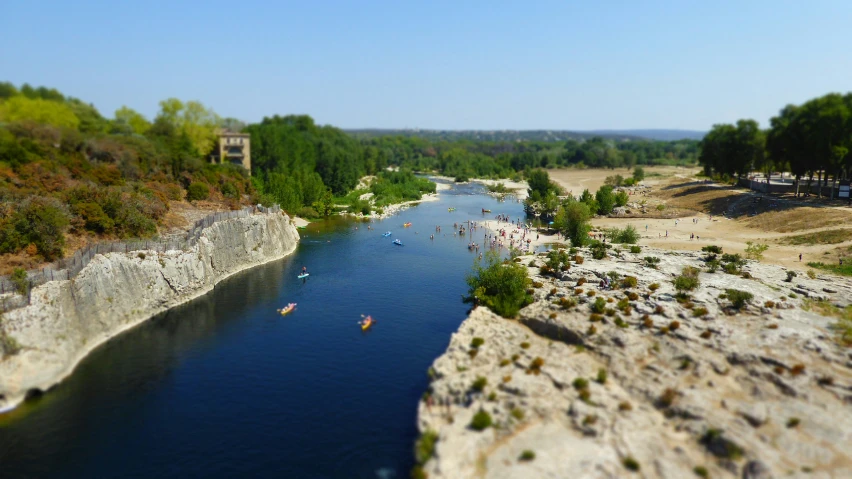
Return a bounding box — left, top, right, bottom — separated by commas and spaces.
217, 129, 250, 137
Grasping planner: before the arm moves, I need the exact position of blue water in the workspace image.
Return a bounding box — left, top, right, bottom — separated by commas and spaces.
0, 181, 527, 478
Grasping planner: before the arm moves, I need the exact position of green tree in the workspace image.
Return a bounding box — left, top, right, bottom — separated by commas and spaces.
155, 98, 220, 155
595, 185, 616, 215
615, 190, 629, 207
554, 201, 592, 247
115, 106, 151, 135
0, 96, 80, 129
632, 166, 645, 182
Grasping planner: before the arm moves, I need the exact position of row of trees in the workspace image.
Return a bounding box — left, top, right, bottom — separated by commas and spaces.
700, 92, 852, 197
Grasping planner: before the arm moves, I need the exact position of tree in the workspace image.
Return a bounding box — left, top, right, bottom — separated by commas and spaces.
554, 201, 592, 247
632, 166, 645, 182
526, 169, 551, 200
155, 98, 220, 155
615, 190, 629, 207
114, 106, 151, 135
0, 96, 80, 129
595, 185, 616, 215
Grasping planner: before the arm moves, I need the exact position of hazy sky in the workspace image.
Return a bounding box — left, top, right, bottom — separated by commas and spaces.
3, 0, 850, 130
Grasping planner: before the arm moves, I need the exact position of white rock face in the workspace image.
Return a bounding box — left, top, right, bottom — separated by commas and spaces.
0, 212, 300, 411
418, 247, 852, 478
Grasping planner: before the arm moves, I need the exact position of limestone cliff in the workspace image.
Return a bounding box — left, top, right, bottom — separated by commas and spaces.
418, 248, 852, 478
0, 211, 300, 411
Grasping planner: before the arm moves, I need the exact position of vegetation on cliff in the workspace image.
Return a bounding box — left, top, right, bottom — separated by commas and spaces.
465, 250, 532, 318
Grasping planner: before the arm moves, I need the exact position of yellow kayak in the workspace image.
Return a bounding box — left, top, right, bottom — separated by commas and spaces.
277, 303, 296, 315
360, 316, 375, 330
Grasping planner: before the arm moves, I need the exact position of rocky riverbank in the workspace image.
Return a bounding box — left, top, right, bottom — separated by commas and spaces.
417, 247, 852, 478
0, 211, 300, 412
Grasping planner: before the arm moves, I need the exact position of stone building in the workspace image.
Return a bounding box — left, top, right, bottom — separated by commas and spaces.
211, 130, 251, 174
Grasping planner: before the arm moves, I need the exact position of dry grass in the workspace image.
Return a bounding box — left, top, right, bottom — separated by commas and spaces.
777, 228, 852, 245
744, 208, 852, 233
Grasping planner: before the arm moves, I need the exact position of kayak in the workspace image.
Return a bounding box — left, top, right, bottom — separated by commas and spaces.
448, 208, 456, 212
403, 222, 412, 227
277, 303, 297, 315
360, 317, 375, 330
393, 239, 403, 246
298, 273, 310, 279
382, 231, 392, 237
482, 209, 491, 213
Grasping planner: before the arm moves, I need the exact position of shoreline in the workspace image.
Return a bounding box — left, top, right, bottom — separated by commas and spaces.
0, 212, 300, 413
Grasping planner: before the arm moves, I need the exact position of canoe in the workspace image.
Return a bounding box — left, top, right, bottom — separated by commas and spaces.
361, 318, 374, 330
278, 303, 297, 315
393, 239, 403, 246
382, 231, 392, 237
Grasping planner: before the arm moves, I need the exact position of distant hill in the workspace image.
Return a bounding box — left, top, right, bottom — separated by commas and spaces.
346, 129, 704, 142
584, 129, 706, 141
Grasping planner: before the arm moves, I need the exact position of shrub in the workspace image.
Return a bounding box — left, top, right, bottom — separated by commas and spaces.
511, 408, 525, 420
745, 241, 768, 261
626, 292, 639, 301
725, 289, 753, 309
791, 363, 805, 376
609, 225, 640, 244
10, 268, 29, 295
700, 428, 744, 460
648, 283, 660, 291
622, 456, 640, 472
465, 250, 533, 317
589, 313, 603, 322
701, 245, 723, 254
654, 305, 664, 314
468, 349, 478, 359
576, 277, 586, 286
471, 337, 485, 348
700, 330, 712, 339
574, 288, 583, 295
673, 266, 700, 292
669, 320, 680, 331
590, 297, 606, 314
511, 353, 519, 361
499, 359, 510, 367
590, 241, 607, 260
693, 466, 709, 478
644, 256, 661, 268
414, 430, 439, 465
528, 260, 537, 267
629, 245, 641, 254
582, 414, 598, 426
658, 388, 677, 408
471, 376, 488, 392
587, 324, 597, 335
470, 410, 493, 431
574, 255, 584, 264
527, 357, 544, 374
559, 297, 577, 309
137, 252, 146, 260
604, 308, 616, 317
550, 288, 557, 296
642, 316, 653, 328
519, 450, 535, 461
619, 401, 633, 411
520, 341, 530, 349
621, 276, 638, 288
807, 270, 816, 279
596, 368, 608, 384
764, 301, 775, 309
586, 290, 596, 297
548, 312, 557, 319
785, 271, 797, 282
692, 307, 708, 317
503, 375, 512, 383
786, 417, 800, 428
187, 182, 210, 201
532, 281, 544, 288
572, 378, 589, 390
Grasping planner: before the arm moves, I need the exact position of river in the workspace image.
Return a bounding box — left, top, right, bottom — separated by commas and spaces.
0, 181, 528, 479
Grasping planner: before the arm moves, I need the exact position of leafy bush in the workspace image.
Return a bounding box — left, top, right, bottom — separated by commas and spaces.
608, 225, 640, 244
632, 166, 645, 182
629, 245, 641, 254
296, 206, 320, 219
465, 250, 532, 318
187, 182, 210, 201
614, 190, 629, 207
590, 240, 607, 260
725, 289, 753, 309
673, 267, 700, 292
470, 410, 493, 431
596, 368, 608, 384
10, 268, 29, 295
621, 276, 638, 288
471, 376, 488, 392
471, 337, 485, 348
622, 456, 640, 472
644, 256, 660, 268
519, 450, 536, 461
414, 430, 439, 465
785, 271, 797, 282
744, 241, 768, 261
701, 245, 722, 254
553, 201, 592, 247
0, 196, 70, 260
590, 297, 606, 314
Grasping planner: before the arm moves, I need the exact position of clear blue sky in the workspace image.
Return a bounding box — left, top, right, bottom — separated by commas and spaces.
2, 0, 850, 131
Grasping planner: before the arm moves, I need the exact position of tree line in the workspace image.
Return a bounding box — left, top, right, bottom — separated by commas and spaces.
699, 92, 852, 197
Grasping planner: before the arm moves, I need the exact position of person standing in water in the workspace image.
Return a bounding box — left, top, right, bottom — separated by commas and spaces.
301, 266, 308, 275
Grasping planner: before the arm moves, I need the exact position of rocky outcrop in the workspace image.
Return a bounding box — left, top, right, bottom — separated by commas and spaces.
418, 248, 852, 478
0, 211, 300, 411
